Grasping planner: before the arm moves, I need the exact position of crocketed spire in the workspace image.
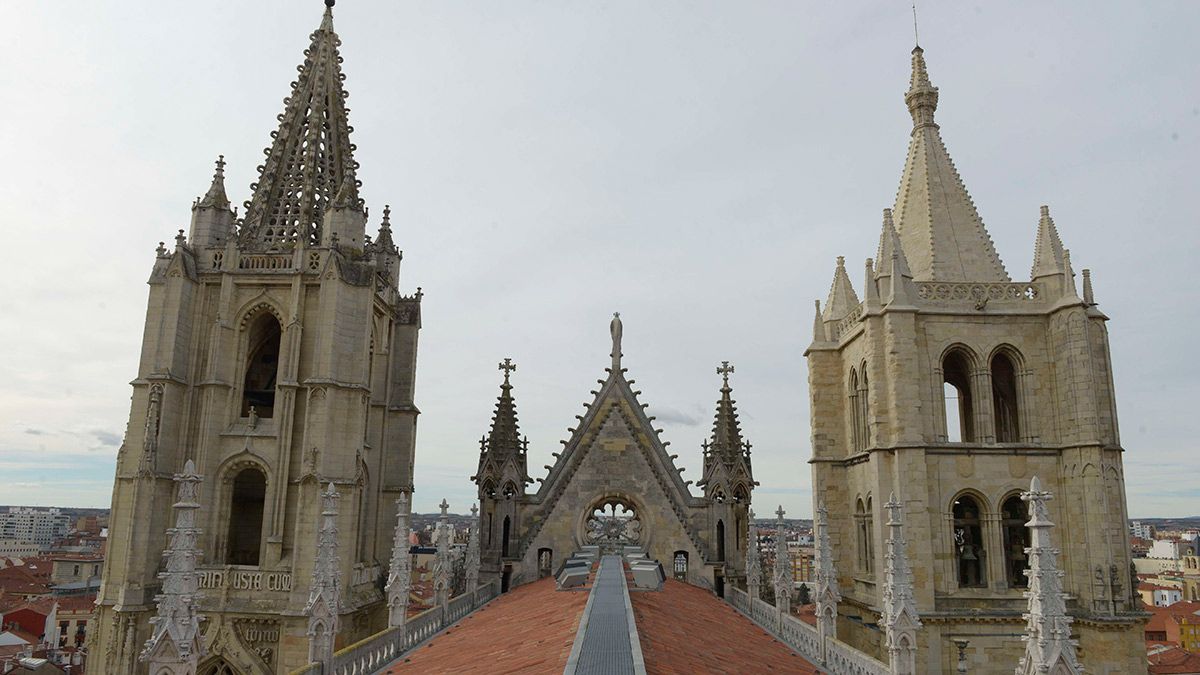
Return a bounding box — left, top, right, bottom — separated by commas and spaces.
375, 204, 397, 252
1030, 205, 1066, 280
486, 358, 523, 457
708, 361, 747, 466
196, 155, 230, 210
822, 256, 860, 322
240, 2, 363, 248
892, 47, 1009, 283
1016, 477, 1083, 675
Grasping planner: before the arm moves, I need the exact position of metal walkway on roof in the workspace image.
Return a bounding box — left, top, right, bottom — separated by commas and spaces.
564, 554, 647, 675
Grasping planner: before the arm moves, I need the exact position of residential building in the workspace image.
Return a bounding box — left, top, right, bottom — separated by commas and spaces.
0, 509, 69, 551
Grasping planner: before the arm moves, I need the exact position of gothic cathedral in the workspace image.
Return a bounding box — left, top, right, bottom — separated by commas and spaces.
89, 5, 421, 672
805, 47, 1144, 673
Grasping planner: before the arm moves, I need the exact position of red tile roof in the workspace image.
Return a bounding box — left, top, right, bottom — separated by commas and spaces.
630, 579, 821, 674
384, 577, 588, 674
1149, 646, 1200, 674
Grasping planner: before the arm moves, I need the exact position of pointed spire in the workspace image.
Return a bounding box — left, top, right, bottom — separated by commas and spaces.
1030, 205, 1067, 280
882, 493, 921, 675
709, 361, 748, 467
375, 204, 397, 251
385, 492, 413, 628
196, 155, 230, 210
892, 48, 1009, 283
863, 258, 881, 311
811, 299, 829, 344
241, 2, 363, 248
773, 505, 793, 617
465, 503, 481, 595
306, 482, 341, 669
1082, 269, 1095, 305
1016, 477, 1083, 675
746, 509, 761, 601
140, 460, 205, 670
486, 358, 523, 457
814, 502, 841, 650
822, 256, 861, 322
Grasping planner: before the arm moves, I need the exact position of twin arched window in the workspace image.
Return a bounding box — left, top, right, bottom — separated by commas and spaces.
855, 497, 874, 575
951, 491, 1031, 590
941, 347, 1023, 443
848, 366, 870, 451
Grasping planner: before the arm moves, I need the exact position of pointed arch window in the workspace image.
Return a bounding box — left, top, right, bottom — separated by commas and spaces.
859, 368, 870, 450
855, 498, 871, 574
242, 313, 282, 418
942, 350, 975, 442
226, 468, 267, 566
952, 495, 986, 588
848, 369, 863, 451
991, 352, 1021, 443
1001, 495, 1030, 588
501, 515, 511, 558
716, 520, 726, 562
673, 551, 689, 580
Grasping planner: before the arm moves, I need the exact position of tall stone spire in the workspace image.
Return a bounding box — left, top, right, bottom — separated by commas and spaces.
746, 509, 761, 600
240, 1, 363, 248
139, 460, 205, 674
892, 47, 1009, 283
1016, 477, 1083, 675
814, 502, 841, 651
472, 358, 531, 499
882, 494, 921, 675
385, 492, 413, 628
306, 482, 341, 669
1030, 205, 1067, 280
465, 503, 481, 595
773, 505, 793, 617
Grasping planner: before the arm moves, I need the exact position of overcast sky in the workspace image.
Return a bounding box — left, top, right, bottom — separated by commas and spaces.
1, 1, 1196, 518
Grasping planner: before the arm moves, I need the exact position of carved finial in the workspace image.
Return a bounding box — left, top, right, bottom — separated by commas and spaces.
499, 357, 517, 384
215, 154, 226, 177
325, 0, 335, 7
836, 255, 845, 268
610, 312, 623, 369
439, 498, 450, 517
470, 503, 478, 518
156, 241, 167, 257
775, 504, 786, 522
717, 360, 735, 388
175, 229, 187, 248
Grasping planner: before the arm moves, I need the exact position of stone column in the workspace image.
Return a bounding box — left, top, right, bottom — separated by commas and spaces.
385, 493, 412, 629
746, 509, 761, 601
465, 503, 481, 597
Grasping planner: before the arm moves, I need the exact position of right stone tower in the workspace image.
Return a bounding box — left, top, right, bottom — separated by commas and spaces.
805, 46, 1145, 674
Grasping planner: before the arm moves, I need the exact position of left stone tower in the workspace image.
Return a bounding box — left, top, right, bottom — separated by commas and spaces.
89, 3, 422, 672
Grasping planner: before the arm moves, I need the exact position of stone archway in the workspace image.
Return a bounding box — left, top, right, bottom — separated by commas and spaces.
199, 659, 243, 675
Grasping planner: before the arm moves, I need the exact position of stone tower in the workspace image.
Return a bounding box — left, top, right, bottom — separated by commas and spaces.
805, 46, 1144, 674
473, 315, 755, 594
89, 3, 422, 673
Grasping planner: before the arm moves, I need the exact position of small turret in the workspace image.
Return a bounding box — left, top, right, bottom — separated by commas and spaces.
371, 205, 402, 286
700, 361, 754, 504
472, 358, 531, 500
189, 156, 236, 248
821, 256, 860, 334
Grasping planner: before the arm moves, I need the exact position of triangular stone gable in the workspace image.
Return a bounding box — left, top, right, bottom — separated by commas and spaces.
517, 367, 708, 565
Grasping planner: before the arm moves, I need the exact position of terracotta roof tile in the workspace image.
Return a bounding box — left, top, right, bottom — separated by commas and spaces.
630, 580, 820, 674
385, 577, 588, 674
1149, 645, 1200, 674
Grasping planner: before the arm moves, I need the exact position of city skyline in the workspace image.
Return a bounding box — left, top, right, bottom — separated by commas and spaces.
1, 1, 1197, 518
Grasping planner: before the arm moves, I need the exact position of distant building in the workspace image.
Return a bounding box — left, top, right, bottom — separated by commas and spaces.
0, 509, 69, 550
1132, 521, 1156, 540
0, 541, 39, 559
1141, 582, 1184, 607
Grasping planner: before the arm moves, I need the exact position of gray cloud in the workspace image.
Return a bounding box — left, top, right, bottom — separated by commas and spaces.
648, 405, 701, 427
91, 430, 122, 447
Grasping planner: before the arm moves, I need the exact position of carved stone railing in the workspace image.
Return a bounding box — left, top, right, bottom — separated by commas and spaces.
825, 639, 889, 675
723, 585, 888, 675
835, 302, 865, 339
239, 254, 294, 271
915, 281, 1041, 305
289, 578, 502, 675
